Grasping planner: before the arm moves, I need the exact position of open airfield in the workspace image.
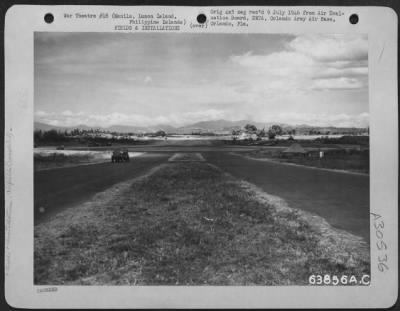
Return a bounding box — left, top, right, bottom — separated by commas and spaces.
34, 140, 370, 285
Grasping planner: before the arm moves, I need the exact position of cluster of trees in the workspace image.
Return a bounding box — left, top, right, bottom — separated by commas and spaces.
154, 130, 166, 137
34, 129, 69, 143
34, 128, 167, 145
35, 128, 115, 140
235, 124, 287, 139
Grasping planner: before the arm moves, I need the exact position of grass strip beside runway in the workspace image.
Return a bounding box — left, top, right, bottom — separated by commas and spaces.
35, 161, 369, 285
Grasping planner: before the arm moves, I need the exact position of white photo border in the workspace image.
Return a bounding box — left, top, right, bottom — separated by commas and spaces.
4, 5, 398, 308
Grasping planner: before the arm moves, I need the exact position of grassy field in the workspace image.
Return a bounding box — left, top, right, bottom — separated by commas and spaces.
34, 152, 105, 170
35, 160, 370, 285
246, 149, 369, 174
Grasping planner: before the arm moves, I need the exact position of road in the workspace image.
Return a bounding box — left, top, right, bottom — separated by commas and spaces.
35, 150, 370, 241
34, 153, 169, 224
204, 152, 370, 241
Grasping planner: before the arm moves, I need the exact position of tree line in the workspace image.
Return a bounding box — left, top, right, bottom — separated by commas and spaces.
235, 124, 294, 139
34, 124, 291, 144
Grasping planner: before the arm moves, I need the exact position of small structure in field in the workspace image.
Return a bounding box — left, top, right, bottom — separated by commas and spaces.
281, 143, 308, 157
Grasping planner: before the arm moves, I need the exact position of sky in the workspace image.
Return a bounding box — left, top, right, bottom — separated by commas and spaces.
34, 32, 369, 128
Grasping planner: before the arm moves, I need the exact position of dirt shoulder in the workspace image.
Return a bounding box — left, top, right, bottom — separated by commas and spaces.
35, 161, 370, 285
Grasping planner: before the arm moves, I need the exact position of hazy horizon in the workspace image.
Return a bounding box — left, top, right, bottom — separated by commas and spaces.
35, 32, 369, 128
34, 118, 369, 130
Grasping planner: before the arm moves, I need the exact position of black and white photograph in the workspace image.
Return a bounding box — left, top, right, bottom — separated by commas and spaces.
33, 32, 371, 286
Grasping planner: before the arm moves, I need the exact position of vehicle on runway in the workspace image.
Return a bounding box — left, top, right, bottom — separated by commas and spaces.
111, 150, 130, 163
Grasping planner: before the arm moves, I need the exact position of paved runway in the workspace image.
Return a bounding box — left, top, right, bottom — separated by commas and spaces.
34, 153, 170, 224
35, 150, 370, 241
204, 152, 370, 241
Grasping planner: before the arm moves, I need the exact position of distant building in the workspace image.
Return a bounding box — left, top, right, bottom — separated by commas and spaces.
238, 132, 257, 140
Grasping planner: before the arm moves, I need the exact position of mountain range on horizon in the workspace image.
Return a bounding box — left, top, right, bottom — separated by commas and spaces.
34, 119, 368, 134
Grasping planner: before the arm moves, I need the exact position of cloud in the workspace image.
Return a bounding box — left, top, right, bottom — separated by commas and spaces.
288, 34, 368, 63
311, 77, 364, 90
35, 110, 51, 117
269, 112, 369, 127
144, 76, 152, 84
230, 34, 368, 92
231, 51, 314, 77
35, 109, 369, 128
34, 109, 232, 128
313, 65, 368, 79
60, 110, 85, 117
35, 33, 368, 128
